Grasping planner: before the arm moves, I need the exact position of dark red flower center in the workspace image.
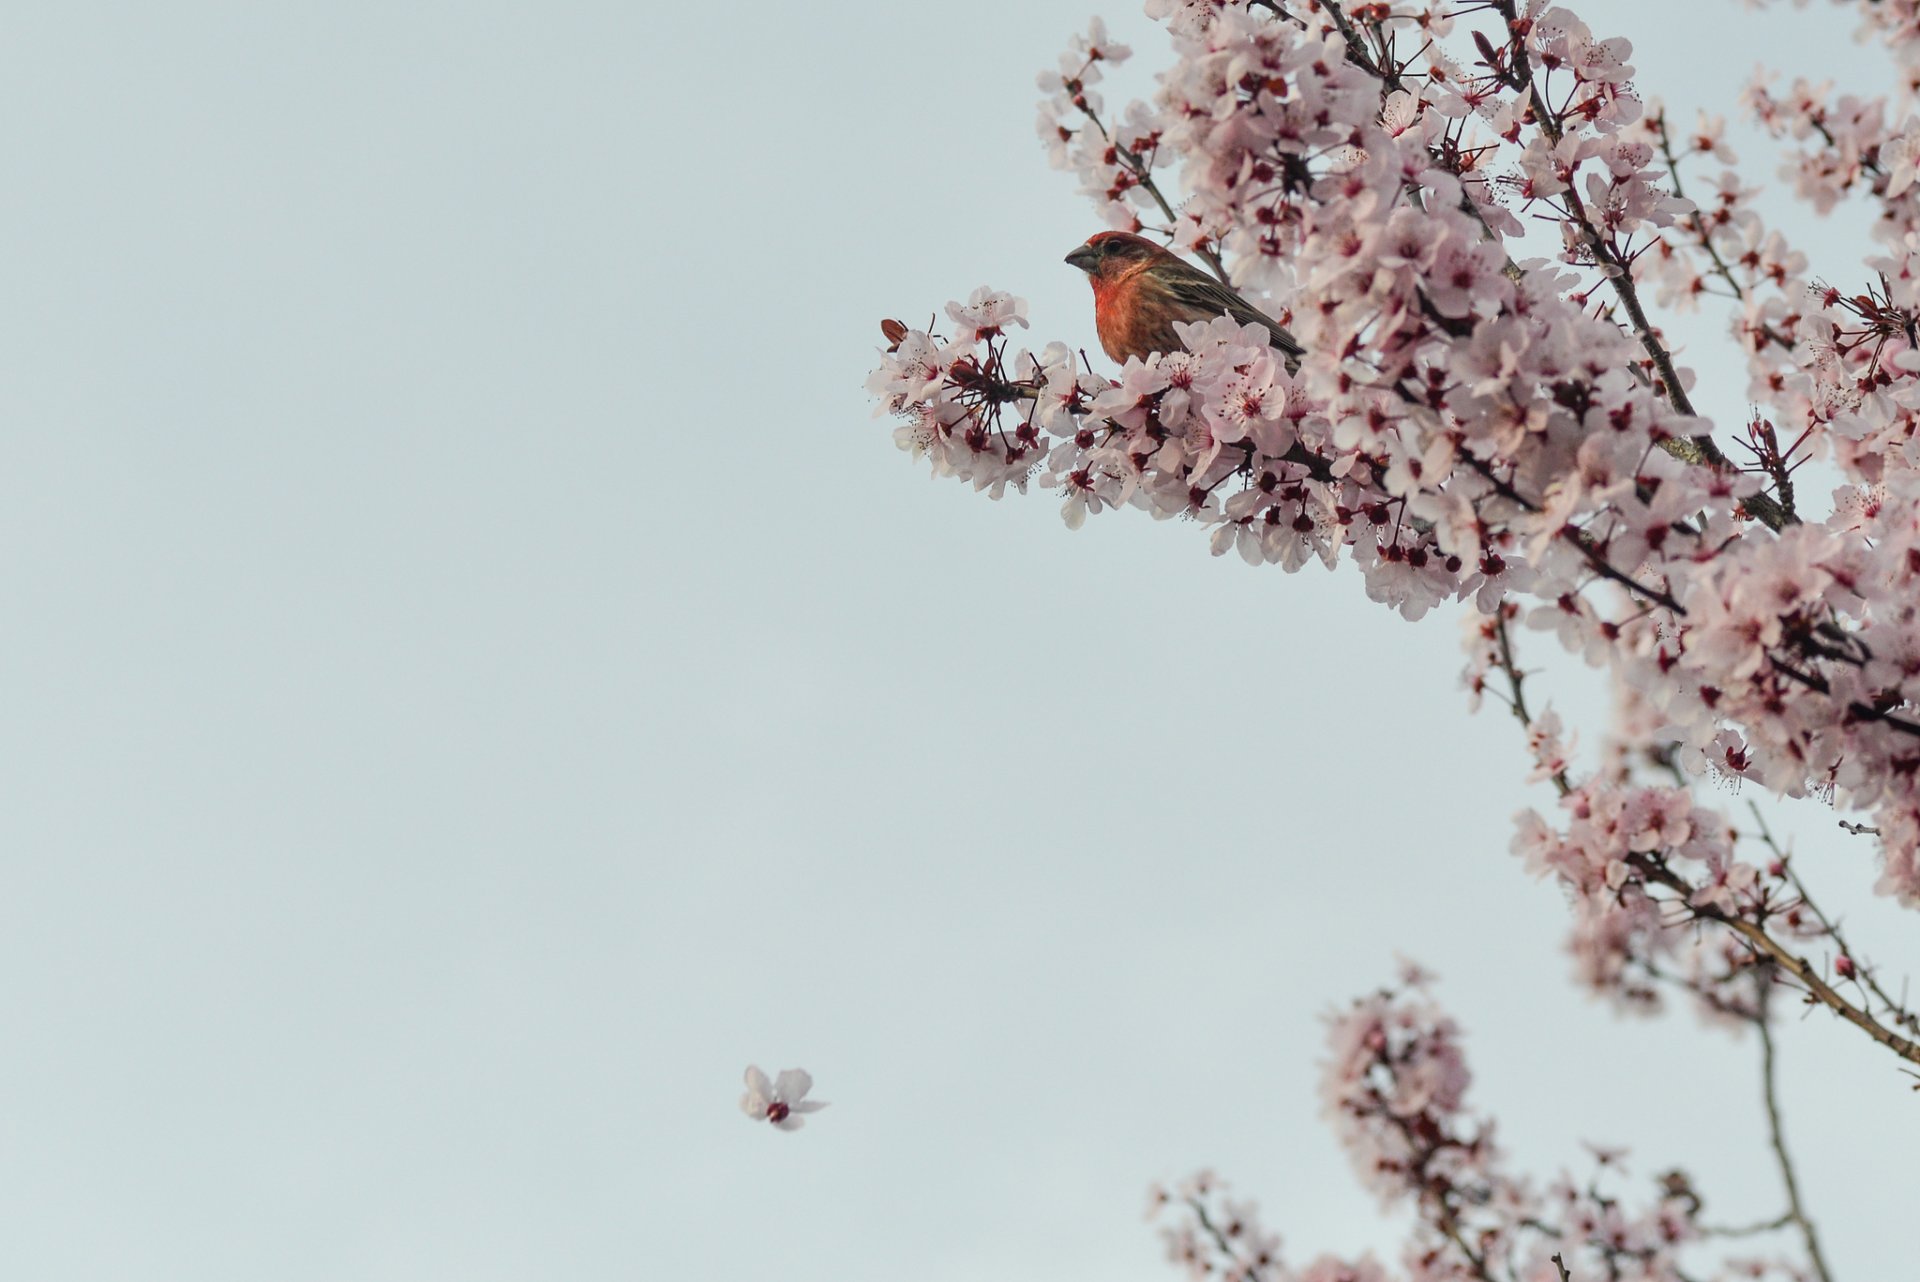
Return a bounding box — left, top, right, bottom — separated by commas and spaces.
767, 1102, 791, 1123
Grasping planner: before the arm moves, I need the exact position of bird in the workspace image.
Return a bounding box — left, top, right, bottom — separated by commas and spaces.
1063, 231, 1304, 368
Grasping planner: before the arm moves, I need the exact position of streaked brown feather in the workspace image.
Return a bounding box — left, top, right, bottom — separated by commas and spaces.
1155, 264, 1305, 357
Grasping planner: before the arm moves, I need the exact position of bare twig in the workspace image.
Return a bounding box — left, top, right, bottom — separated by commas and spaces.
1698, 1211, 1795, 1239
1494, 609, 1571, 797
1755, 977, 1836, 1282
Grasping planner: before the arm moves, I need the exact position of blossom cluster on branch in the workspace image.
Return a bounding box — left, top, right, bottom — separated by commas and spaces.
1148, 973, 1811, 1282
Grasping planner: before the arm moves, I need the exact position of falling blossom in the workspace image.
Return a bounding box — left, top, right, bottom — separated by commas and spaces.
739, 1066, 828, 1131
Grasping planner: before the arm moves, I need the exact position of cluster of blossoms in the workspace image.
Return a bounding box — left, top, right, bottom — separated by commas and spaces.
868, 1, 1920, 1278
1508, 774, 1770, 1011
1146, 973, 1808, 1282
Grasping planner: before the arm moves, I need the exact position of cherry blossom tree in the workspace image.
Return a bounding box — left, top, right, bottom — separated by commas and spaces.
868, 2, 1920, 1279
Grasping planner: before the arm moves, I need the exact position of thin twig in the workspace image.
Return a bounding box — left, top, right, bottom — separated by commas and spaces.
1186, 1197, 1273, 1282
1074, 98, 1234, 286
1635, 856, 1920, 1067
1651, 110, 1748, 303
1755, 977, 1836, 1282
1698, 1211, 1794, 1239
1494, 609, 1571, 797
1748, 804, 1920, 1040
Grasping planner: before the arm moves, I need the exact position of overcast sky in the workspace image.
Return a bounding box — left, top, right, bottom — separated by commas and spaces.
0, 2, 1914, 1280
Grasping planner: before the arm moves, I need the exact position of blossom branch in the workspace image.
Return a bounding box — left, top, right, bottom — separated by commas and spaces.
1493, 605, 1571, 796
1650, 109, 1747, 302
1484, 616, 1920, 1066
1455, 453, 1689, 614
1078, 97, 1234, 285
1319, 0, 1532, 280
880, 7, 1920, 1280
1486, 0, 1792, 530
886, 0, 1920, 1028
1186, 1196, 1276, 1282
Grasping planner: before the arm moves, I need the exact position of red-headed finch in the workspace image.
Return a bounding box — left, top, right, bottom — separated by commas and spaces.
1064, 231, 1304, 367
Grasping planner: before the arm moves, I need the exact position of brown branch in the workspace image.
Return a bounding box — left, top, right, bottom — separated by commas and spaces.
1494, 609, 1572, 797
1634, 856, 1920, 1066
1697, 1211, 1794, 1239
1755, 977, 1836, 1282
1766, 650, 1920, 740
1457, 453, 1690, 614
1747, 805, 1920, 1041
1183, 1195, 1278, 1282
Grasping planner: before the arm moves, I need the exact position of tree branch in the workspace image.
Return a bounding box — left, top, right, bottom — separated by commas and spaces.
1746, 804, 1920, 1041
1755, 976, 1836, 1282
1636, 856, 1920, 1067
1491, 619, 1920, 1068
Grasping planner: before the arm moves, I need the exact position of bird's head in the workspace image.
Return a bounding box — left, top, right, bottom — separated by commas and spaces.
1064, 231, 1164, 281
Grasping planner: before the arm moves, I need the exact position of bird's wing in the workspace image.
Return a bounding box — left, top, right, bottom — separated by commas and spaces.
1160, 267, 1305, 358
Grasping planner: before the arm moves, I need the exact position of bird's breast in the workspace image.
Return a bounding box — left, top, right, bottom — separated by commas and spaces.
1092, 270, 1187, 362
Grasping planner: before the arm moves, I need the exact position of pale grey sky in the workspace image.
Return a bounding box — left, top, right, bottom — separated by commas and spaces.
0, 3, 1912, 1280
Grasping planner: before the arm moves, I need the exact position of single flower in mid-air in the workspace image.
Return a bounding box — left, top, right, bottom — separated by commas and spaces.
740, 1065, 828, 1131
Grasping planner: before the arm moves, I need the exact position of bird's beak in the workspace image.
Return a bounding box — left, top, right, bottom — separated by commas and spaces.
1064, 245, 1100, 274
